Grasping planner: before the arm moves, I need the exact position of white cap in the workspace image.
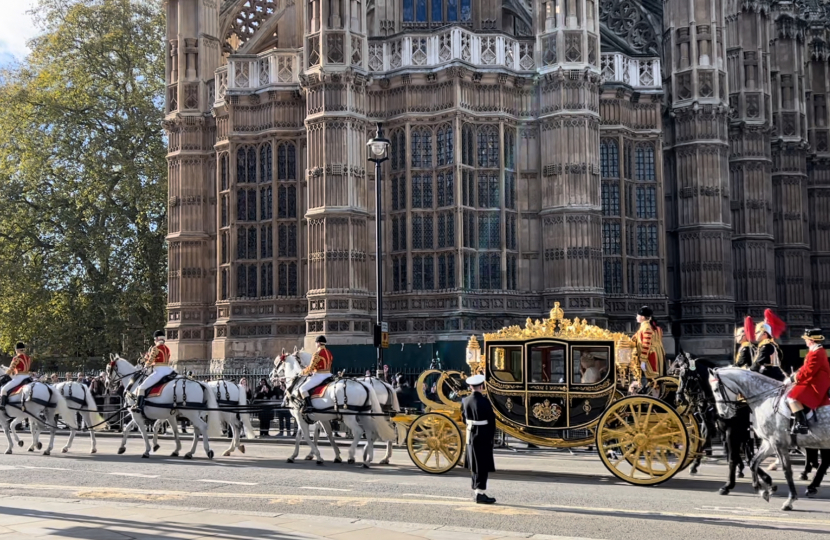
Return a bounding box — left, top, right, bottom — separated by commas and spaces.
466, 374, 486, 386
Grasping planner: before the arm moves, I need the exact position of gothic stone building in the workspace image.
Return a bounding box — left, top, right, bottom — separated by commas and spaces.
163, 0, 830, 370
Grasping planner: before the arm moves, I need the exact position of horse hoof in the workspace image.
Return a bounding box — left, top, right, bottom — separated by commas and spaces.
800, 473, 808, 481
762, 491, 771, 502
239, 445, 245, 454
36, 442, 42, 450
771, 485, 778, 493
61, 447, 68, 454
90, 449, 97, 454
117, 447, 126, 455
287, 458, 294, 464
379, 459, 390, 465
27, 447, 34, 452
782, 501, 793, 511
141, 453, 149, 459
170, 451, 179, 457
347, 458, 355, 464
738, 471, 745, 479
304, 455, 314, 461
17, 440, 23, 447
3, 449, 10, 455
719, 488, 730, 495
805, 487, 818, 497
208, 450, 214, 460
153, 444, 160, 452
184, 453, 192, 460
334, 457, 342, 464
362, 463, 369, 469
689, 468, 698, 476
222, 450, 231, 457
42, 450, 50, 456
316, 460, 324, 466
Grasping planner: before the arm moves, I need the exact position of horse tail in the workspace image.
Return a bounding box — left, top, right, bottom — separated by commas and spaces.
237, 385, 255, 440
384, 380, 401, 412
83, 385, 107, 431
53, 391, 78, 430
203, 382, 224, 439
363, 382, 396, 442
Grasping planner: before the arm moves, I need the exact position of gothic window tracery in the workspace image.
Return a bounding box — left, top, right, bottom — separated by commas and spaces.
402, 0, 469, 24
600, 139, 619, 178
604, 259, 622, 294
437, 171, 454, 207
635, 143, 655, 182
260, 143, 272, 183
261, 224, 273, 258
224, 0, 280, 55
603, 222, 621, 255
477, 125, 499, 168
220, 154, 229, 191
237, 146, 257, 183
639, 262, 659, 295
261, 262, 274, 296
478, 252, 501, 290
261, 186, 273, 219
436, 124, 454, 166
237, 189, 257, 221
391, 129, 406, 170
411, 128, 433, 168
602, 183, 620, 216
278, 262, 298, 296
438, 253, 455, 289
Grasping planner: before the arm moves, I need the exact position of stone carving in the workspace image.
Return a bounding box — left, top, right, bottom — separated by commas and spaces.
599, 0, 661, 56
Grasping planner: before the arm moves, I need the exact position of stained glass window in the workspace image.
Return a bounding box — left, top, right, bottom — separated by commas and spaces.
602, 182, 620, 216
637, 224, 659, 257
236, 147, 248, 183
463, 210, 475, 248
432, 0, 443, 21
505, 172, 516, 209
477, 126, 499, 168
413, 255, 423, 290
392, 176, 400, 210
261, 262, 274, 297
278, 263, 288, 296
424, 215, 433, 248
628, 260, 636, 294
261, 186, 273, 219
425, 255, 434, 289
478, 213, 500, 249
462, 170, 474, 206
220, 154, 229, 190
247, 147, 256, 183
461, 0, 471, 20
260, 143, 272, 183
261, 225, 273, 258
635, 143, 655, 181
399, 215, 407, 250
423, 176, 433, 208
439, 171, 454, 206
237, 228, 246, 259
403, 0, 414, 22
416, 0, 427, 21
393, 256, 407, 291
624, 141, 633, 179
507, 214, 517, 250
604, 259, 623, 294
278, 224, 297, 257
237, 189, 255, 221
602, 222, 621, 255
600, 139, 619, 178
391, 130, 405, 170
248, 227, 257, 259
626, 184, 635, 218
221, 232, 228, 263
464, 253, 473, 289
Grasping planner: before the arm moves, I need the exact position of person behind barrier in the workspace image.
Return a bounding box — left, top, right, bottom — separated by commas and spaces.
298, 335, 333, 410
788, 328, 830, 435
132, 330, 173, 412
1, 342, 32, 408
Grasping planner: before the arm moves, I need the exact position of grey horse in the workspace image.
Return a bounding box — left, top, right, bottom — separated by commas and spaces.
709, 367, 830, 510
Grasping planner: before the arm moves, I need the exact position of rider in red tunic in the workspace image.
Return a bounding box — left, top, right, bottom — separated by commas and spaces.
788, 328, 830, 435
1, 342, 32, 408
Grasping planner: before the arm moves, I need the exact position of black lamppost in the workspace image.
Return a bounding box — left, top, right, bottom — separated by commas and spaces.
367, 123, 390, 376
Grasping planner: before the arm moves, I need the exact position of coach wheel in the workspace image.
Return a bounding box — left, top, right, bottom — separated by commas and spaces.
406, 413, 463, 474
596, 396, 689, 486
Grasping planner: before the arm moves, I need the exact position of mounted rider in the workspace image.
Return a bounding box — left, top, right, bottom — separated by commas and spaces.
631, 306, 665, 381
752, 309, 785, 374
734, 316, 755, 369
132, 330, 173, 412
787, 328, 830, 435
0, 342, 32, 408
299, 335, 333, 410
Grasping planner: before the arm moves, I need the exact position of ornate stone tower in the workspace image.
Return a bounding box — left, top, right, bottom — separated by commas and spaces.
663, 0, 735, 355
537, 0, 605, 323
163, 0, 221, 369
726, 0, 776, 323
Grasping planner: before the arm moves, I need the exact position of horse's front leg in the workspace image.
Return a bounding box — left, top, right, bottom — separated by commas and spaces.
778, 449, 797, 511
118, 417, 135, 455
296, 414, 323, 464
379, 441, 393, 466
43, 419, 56, 456
151, 420, 162, 453
223, 415, 238, 457
9, 418, 22, 448
343, 417, 367, 467
132, 413, 152, 458
323, 421, 342, 463
749, 439, 775, 499
62, 420, 76, 454
87, 412, 97, 454
2, 417, 13, 454
288, 416, 304, 463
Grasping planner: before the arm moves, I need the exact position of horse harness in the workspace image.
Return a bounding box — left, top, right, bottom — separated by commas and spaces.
60, 383, 88, 407
214, 379, 241, 421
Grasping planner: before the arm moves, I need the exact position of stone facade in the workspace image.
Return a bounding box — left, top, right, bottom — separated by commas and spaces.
162, 0, 830, 368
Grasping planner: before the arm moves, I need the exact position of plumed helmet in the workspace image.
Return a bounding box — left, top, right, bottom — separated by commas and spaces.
734, 326, 745, 338
755, 309, 786, 340
637, 306, 653, 319
153, 330, 165, 339
315, 335, 327, 344
15, 342, 25, 350
743, 316, 754, 342
802, 328, 825, 342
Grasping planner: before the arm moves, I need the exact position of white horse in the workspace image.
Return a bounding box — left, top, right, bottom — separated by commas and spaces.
0, 366, 77, 455
271, 374, 400, 465
9, 381, 106, 454
273, 349, 396, 467
709, 367, 830, 510
106, 355, 223, 459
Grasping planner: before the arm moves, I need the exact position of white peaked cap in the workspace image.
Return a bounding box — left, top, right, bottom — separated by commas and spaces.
466, 374, 485, 386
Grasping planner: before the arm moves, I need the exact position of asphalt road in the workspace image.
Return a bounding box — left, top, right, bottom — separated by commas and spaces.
0, 435, 829, 540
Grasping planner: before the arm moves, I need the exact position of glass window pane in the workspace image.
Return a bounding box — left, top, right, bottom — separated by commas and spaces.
432, 0, 442, 21
425, 255, 434, 289
416, 0, 427, 21
573, 346, 610, 384
461, 0, 471, 21
447, 0, 458, 21
529, 343, 566, 383
403, 0, 414, 22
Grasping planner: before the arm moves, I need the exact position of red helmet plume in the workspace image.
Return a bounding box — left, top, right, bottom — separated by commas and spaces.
743, 316, 754, 342
764, 309, 786, 339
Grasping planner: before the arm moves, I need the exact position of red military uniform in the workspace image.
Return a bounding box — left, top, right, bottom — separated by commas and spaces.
632, 321, 665, 378
789, 346, 830, 410
9, 353, 31, 375
304, 347, 333, 374
150, 344, 171, 365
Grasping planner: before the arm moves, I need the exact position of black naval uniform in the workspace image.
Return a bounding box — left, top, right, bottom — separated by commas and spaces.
751, 339, 782, 373
461, 390, 496, 491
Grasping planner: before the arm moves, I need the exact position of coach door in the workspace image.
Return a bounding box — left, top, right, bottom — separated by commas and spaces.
525, 340, 569, 430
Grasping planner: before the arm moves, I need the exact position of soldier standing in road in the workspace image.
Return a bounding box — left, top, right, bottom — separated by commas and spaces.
462, 374, 496, 504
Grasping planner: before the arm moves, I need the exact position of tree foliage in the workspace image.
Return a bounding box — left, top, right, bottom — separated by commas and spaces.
0, 0, 167, 358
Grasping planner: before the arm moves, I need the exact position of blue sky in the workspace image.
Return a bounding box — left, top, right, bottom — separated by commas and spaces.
0, 0, 38, 69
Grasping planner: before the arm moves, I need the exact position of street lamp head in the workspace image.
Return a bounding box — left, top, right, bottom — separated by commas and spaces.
367, 122, 390, 162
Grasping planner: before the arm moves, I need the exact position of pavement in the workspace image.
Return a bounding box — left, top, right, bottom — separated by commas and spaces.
0, 436, 828, 540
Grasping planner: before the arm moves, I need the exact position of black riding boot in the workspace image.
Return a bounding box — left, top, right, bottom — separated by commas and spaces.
791, 409, 810, 435
0, 394, 6, 408
303, 396, 312, 411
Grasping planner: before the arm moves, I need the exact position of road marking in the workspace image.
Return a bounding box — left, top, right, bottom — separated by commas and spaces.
3, 483, 829, 529
108, 473, 159, 479
197, 479, 258, 486
20, 466, 71, 471
402, 493, 470, 501
300, 486, 352, 492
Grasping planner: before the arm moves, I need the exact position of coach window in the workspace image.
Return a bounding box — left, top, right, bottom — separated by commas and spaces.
529, 343, 566, 384
490, 346, 523, 383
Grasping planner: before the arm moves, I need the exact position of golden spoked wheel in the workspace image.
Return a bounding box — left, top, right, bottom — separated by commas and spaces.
595, 396, 689, 486
406, 413, 464, 474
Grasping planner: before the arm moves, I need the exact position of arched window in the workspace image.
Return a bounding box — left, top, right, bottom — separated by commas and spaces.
390, 129, 405, 170
236, 145, 257, 183
635, 143, 655, 181
411, 128, 432, 168
600, 139, 619, 178
278, 185, 296, 218
220, 154, 229, 190
436, 124, 454, 166
477, 125, 499, 168
260, 143, 272, 183
277, 142, 296, 180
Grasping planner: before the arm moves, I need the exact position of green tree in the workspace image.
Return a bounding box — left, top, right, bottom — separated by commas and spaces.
0, 0, 167, 360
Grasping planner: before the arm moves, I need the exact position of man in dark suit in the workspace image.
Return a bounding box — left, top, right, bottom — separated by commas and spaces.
461, 374, 496, 504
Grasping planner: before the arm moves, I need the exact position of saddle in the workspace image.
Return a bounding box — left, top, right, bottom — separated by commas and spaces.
308, 382, 329, 399
9, 380, 32, 397
147, 373, 178, 398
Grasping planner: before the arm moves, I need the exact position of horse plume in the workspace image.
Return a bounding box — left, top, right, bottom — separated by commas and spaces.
764, 309, 786, 339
